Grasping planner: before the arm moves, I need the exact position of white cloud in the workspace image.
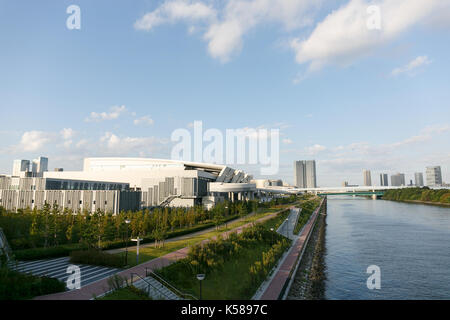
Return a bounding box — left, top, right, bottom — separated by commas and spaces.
305, 144, 326, 155
282, 138, 293, 145
290, 0, 441, 71
75, 139, 88, 149
135, 0, 320, 62
60, 128, 75, 140
134, 0, 217, 31
17, 131, 53, 152
391, 55, 432, 76
99, 132, 169, 155
85, 105, 127, 122
134, 115, 154, 126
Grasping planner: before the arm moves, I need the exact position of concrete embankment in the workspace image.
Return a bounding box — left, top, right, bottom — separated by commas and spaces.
287, 200, 327, 300
256, 198, 326, 300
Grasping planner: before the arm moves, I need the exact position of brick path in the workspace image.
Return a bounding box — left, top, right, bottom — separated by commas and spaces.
34, 208, 288, 300
259, 201, 323, 300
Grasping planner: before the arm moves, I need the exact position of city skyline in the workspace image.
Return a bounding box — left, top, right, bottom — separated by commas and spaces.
1, 1, 450, 186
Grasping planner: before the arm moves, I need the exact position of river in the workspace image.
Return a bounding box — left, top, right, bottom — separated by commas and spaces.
324, 196, 450, 300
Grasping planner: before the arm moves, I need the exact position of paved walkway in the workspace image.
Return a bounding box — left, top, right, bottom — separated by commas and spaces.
258, 200, 323, 300
8, 257, 121, 289
106, 213, 257, 254
277, 207, 301, 240
34, 208, 289, 300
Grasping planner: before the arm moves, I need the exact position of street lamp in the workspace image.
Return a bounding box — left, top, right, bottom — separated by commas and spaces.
270, 227, 274, 244
131, 236, 143, 265
196, 274, 205, 300
285, 218, 289, 237
124, 219, 131, 266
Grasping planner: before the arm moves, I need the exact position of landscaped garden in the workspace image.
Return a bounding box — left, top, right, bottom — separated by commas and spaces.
0, 200, 256, 262
154, 211, 292, 300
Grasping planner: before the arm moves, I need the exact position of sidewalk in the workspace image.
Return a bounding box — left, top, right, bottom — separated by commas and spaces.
34, 208, 288, 300
106, 212, 257, 254
258, 201, 323, 300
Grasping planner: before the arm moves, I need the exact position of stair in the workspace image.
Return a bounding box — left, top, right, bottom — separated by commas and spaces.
159, 195, 182, 208
132, 276, 182, 300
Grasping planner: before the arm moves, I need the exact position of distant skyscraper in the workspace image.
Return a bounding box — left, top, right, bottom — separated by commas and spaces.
363, 170, 372, 186
294, 160, 317, 188
426, 166, 442, 186
12, 160, 30, 177
414, 172, 424, 187
380, 173, 389, 186
391, 173, 406, 186
31, 157, 48, 177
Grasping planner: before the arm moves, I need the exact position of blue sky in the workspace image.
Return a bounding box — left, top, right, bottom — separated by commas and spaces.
1, 0, 450, 186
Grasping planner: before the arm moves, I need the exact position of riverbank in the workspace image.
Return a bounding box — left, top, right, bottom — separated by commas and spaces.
382, 187, 450, 207
287, 201, 327, 300
382, 198, 450, 207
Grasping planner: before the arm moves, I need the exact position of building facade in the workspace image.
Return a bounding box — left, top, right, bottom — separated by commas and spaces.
391, 173, 406, 187
363, 170, 372, 186
414, 172, 424, 187
380, 173, 389, 186
426, 166, 442, 186
2, 157, 258, 212
294, 160, 317, 188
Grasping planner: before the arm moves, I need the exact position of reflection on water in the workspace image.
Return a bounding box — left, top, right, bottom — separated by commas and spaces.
325, 196, 450, 300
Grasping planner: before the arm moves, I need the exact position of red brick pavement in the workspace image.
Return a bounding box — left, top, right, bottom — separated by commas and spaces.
259, 200, 323, 300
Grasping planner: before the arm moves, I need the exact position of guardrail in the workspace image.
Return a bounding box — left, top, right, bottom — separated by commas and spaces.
279, 197, 326, 300
145, 268, 198, 300
130, 272, 174, 300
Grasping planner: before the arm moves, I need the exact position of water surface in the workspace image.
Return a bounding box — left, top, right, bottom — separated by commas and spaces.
324, 197, 450, 299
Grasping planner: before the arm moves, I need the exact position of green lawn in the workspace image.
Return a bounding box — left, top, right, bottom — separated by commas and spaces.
117, 207, 288, 267
158, 244, 274, 299
293, 197, 321, 235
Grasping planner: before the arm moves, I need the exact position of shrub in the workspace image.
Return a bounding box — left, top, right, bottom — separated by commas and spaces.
0, 267, 65, 300
70, 249, 124, 268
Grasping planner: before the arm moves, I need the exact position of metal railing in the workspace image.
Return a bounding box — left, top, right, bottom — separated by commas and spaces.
145, 268, 198, 300
0, 227, 12, 263
130, 272, 174, 300
159, 195, 182, 208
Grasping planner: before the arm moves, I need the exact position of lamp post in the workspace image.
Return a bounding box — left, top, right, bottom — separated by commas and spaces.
270, 227, 274, 244
285, 218, 289, 238
196, 274, 205, 300
131, 236, 143, 265
124, 219, 131, 266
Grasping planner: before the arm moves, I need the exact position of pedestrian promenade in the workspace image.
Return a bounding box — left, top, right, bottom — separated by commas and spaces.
34, 208, 288, 300
258, 200, 323, 300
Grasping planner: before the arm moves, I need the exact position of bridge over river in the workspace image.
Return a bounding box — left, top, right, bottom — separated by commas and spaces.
257, 185, 412, 199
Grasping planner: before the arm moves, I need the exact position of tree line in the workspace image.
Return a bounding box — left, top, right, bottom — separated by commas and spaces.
0, 200, 258, 251
382, 187, 450, 204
